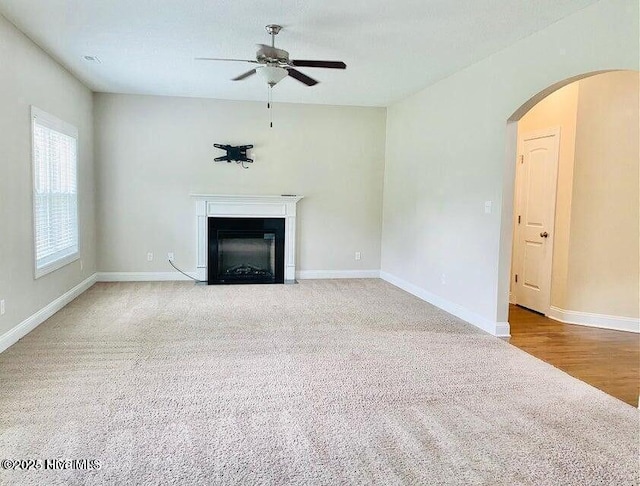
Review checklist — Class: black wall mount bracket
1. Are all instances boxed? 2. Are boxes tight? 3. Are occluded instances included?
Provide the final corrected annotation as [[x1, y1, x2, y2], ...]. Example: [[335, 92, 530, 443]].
[[214, 144, 254, 169]]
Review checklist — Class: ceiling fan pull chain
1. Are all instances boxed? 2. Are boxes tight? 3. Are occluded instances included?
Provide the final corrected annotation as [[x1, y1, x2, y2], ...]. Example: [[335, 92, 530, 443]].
[[269, 86, 274, 128]]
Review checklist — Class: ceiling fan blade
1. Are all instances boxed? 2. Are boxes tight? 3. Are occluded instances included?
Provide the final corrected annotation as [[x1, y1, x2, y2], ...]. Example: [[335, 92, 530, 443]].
[[194, 57, 258, 63], [291, 60, 346, 69], [232, 69, 257, 81], [286, 68, 319, 86]]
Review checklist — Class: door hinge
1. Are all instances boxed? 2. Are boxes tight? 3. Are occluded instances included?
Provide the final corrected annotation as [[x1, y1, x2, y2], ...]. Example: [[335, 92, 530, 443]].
[[519, 155, 524, 164], [515, 274, 518, 283], [518, 215, 521, 224]]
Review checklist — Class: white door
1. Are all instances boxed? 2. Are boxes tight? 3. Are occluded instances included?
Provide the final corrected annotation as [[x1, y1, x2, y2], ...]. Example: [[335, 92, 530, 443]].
[[512, 128, 560, 314]]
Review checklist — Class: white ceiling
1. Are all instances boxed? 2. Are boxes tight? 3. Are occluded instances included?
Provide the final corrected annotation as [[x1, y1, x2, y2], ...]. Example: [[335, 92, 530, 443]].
[[0, 0, 598, 107]]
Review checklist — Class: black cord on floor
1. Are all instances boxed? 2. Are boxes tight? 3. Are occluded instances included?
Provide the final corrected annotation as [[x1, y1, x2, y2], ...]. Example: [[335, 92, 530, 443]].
[[169, 259, 206, 283]]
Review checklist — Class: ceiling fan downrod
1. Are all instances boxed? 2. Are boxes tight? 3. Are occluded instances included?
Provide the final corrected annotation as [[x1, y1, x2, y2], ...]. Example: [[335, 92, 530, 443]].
[[265, 24, 282, 48]]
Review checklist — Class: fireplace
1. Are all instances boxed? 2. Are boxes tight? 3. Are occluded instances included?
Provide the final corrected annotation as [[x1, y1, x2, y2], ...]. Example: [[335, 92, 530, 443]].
[[192, 194, 303, 282], [208, 217, 285, 284]]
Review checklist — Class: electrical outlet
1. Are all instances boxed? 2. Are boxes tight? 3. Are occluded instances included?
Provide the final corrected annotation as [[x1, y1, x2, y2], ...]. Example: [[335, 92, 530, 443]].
[[441, 273, 446, 285], [147, 252, 153, 262], [168, 252, 175, 262], [484, 200, 492, 214], [355, 252, 361, 261], [0, 300, 5, 316]]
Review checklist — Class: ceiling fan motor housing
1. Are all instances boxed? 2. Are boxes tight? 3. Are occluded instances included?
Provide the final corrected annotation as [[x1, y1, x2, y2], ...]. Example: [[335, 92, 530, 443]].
[[256, 46, 289, 64]]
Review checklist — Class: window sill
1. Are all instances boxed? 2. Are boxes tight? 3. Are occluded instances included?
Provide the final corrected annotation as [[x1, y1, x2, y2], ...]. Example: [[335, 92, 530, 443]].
[[35, 253, 80, 279]]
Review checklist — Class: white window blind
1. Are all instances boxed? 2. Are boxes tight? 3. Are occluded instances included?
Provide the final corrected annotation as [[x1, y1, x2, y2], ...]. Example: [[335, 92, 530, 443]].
[[32, 107, 79, 278]]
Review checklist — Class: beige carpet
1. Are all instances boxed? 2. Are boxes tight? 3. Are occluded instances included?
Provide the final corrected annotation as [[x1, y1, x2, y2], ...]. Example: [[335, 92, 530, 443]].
[[0, 279, 637, 485]]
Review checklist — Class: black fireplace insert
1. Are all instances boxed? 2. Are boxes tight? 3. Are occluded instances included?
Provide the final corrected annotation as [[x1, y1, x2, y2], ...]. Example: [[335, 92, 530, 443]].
[[208, 217, 285, 284]]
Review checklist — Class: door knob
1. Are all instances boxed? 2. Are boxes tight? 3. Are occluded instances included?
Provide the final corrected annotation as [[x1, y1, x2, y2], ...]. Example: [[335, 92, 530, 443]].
[[540, 231, 549, 238]]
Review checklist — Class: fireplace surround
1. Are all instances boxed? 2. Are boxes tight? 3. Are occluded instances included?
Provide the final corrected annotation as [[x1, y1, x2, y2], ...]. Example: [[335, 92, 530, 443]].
[[191, 194, 303, 283]]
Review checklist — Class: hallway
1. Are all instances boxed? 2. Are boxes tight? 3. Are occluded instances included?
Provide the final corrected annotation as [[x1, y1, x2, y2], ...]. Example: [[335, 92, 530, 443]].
[[508, 305, 639, 407]]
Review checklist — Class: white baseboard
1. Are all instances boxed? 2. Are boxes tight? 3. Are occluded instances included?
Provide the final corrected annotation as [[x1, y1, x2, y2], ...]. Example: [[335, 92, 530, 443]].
[[494, 321, 511, 337], [96, 272, 198, 282], [380, 271, 511, 337], [97, 270, 380, 282], [296, 270, 381, 279], [0, 274, 97, 354], [548, 306, 639, 333]]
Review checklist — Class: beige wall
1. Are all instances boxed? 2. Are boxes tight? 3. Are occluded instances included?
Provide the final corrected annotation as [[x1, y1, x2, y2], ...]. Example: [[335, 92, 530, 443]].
[[516, 83, 580, 309], [0, 14, 96, 337], [382, 0, 639, 329], [94, 94, 386, 275], [566, 71, 639, 317]]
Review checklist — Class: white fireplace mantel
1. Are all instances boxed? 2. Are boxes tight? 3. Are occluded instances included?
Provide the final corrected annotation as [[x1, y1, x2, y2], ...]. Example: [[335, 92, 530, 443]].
[[191, 194, 303, 282]]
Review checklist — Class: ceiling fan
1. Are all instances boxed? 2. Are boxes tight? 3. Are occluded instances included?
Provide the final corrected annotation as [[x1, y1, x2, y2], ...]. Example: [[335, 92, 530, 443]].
[[195, 24, 346, 87]]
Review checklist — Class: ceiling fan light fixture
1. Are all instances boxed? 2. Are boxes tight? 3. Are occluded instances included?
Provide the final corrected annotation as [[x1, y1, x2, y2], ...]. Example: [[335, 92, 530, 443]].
[[257, 65, 288, 87]]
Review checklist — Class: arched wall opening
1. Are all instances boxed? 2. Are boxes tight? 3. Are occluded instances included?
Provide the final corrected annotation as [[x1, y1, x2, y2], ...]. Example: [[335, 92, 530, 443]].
[[381, 0, 638, 338], [497, 69, 639, 331]]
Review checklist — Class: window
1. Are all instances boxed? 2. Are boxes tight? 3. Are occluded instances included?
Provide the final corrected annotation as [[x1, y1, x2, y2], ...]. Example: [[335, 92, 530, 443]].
[[31, 107, 79, 278]]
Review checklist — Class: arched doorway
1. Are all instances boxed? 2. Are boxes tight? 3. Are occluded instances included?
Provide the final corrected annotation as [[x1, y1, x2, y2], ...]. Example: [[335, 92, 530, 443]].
[[496, 69, 639, 329], [499, 70, 639, 406]]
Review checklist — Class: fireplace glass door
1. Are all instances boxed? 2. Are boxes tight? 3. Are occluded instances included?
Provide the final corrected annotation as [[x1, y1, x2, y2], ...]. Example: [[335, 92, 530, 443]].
[[207, 217, 285, 284], [217, 231, 276, 282]]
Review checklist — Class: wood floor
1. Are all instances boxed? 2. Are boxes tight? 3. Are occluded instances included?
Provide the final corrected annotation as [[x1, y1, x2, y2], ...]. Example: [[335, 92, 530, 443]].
[[508, 305, 639, 407]]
